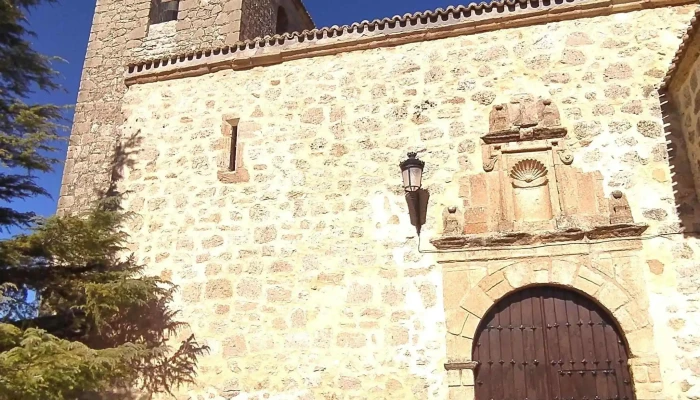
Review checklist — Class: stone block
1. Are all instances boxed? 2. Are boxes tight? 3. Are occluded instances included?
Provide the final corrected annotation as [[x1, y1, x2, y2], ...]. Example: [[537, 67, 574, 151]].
[[551, 259, 578, 285], [470, 175, 488, 207], [385, 326, 409, 346], [532, 269, 550, 284], [626, 327, 655, 357], [254, 225, 277, 243], [448, 385, 475, 400], [487, 260, 513, 275], [267, 286, 292, 302], [647, 365, 662, 382], [478, 271, 506, 292], [504, 261, 534, 288], [443, 269, 471, 310], [631, 365, 648, 383], [461, 369, 475, 386], [461, 287, 493, 318], [446, 308, 468, 335], [464, 222, 488, 234], [634, 383, 664, 400], [222, 335, 247, 357], [646, 259, 664, 275], [487, 279, 513, 301], [237, 277, 262, 299], [337, 332, 366, 348], [182, 282, 202, 303], [466, 206, 488, 224], [578, 266, 606, 286], [205, 279, 233, 299], [573, 275, 600, 297], [347, 283, 373, 303], [462, 314, 481, 340], [577, 173, 598, 215], [613, 306, 638, 334], [593, 258, 615, 278], [624, 301, 650, 329], [446, 370, 461, 387], [596, 283, 629, 311]]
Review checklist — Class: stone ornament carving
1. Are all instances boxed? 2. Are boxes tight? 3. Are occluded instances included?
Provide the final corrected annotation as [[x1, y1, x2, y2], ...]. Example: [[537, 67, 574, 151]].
[[434, 94, 648, 248], [483, 146, 499, 172], [442, 207, 463, 236], [510, 158, 553, 223], [510, 159, 548, 188], [609, 190, 633, 224], [557, 149, 574, 165], [538, 99, 561, 127], [489, 104, 510, 132]]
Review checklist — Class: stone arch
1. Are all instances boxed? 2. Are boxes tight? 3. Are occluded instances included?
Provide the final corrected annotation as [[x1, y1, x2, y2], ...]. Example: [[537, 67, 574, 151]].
[[469, 286, 639, 400], [445, 259, 654, 360]]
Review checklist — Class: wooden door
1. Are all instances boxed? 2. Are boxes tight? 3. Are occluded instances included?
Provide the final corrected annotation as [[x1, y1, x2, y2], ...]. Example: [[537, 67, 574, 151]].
[[472, 286, 636, 400]]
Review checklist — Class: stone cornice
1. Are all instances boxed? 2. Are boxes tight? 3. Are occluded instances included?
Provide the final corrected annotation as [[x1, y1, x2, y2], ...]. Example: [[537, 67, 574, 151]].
[[125, 0, 697, 86], [661, 3, 700, 91]]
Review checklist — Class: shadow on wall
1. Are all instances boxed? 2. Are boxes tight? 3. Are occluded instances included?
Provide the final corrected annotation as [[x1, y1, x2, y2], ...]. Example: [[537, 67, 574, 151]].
[[98, 129, 144, 207], [79, 130, 210, 400], [660, 91, 700, 236]]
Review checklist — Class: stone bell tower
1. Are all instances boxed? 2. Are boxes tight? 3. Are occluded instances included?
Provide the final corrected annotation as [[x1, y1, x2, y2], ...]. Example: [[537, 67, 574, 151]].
[[57, 0, 314, 214]]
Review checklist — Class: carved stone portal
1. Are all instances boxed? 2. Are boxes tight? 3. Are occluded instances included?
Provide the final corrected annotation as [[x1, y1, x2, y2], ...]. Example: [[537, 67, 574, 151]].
[[434, 94, 648, 249]]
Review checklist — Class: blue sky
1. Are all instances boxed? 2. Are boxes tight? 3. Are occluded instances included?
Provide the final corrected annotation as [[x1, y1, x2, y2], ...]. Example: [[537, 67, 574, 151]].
[[15, 0, 461, 235]]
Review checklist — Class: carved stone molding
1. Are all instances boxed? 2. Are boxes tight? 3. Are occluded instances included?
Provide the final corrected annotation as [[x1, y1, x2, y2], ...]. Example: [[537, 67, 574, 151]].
[[431, 223, 648, 250], [445, 361, 478, 370]]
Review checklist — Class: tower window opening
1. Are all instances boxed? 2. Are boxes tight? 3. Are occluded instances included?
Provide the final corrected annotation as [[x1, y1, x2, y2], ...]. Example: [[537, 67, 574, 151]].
[[149, 0, 180, 25], [276, 6, 289, 35]]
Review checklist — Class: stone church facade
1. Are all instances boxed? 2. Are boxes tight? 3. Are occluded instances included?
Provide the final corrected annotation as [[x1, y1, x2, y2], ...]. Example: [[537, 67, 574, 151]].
[[60, 0, 700, 399]]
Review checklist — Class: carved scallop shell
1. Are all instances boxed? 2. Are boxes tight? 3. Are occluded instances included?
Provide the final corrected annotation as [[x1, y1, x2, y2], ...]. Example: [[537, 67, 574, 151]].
[[510, 159, 547, 183]]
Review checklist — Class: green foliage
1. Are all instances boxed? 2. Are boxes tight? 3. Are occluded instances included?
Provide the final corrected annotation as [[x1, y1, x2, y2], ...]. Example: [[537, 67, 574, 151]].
[[0, 206, 209, 400], [0, 1, 208, 398], [0, 0, 62, 229]]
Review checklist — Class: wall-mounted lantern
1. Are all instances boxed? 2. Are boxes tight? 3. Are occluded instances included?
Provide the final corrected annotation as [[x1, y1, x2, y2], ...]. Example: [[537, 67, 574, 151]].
[[400, 152, 430, 235]]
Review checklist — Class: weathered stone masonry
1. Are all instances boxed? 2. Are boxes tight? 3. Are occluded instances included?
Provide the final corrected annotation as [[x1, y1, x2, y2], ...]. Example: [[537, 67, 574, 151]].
[[62, 0, 700, 399], [58, 0, 313, 213]]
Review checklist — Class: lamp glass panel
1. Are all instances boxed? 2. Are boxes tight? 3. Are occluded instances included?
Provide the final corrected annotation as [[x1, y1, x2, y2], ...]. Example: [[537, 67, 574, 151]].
[[402, 169, 411, 190], [404, 166, 422, 191]]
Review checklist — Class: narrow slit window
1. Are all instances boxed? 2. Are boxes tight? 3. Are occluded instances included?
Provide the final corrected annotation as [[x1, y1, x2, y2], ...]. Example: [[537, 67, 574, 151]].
[[229, 123, 238, 172]]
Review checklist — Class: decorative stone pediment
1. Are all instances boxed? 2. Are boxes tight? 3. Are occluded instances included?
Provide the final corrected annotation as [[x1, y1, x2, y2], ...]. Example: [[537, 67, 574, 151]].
[[432, 94, 647, 249], [483, 95, 566, 145]]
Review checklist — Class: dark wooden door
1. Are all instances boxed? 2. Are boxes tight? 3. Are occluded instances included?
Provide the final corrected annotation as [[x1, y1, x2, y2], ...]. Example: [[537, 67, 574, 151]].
[[473, 286, 636, 400]]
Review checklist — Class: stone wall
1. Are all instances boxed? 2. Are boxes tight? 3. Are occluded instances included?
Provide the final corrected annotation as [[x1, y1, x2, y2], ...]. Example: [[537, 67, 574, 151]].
[[58, 0, 312, 214], [111, 5, 700, 399], [669, 32, 700, 202], [664, 17, 700, 400], [241, 0, 275, 40]]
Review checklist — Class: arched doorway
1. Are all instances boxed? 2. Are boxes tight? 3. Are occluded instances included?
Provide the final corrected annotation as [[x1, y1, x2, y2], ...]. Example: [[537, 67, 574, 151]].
[[472, 286, 636, 400]]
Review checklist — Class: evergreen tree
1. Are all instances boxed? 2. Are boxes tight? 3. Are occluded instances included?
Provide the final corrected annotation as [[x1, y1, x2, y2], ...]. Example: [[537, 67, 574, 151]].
[[0, 1, 208, 398]]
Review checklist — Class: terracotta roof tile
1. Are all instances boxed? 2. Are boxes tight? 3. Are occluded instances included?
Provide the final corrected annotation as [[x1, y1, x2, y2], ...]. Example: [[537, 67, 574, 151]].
[[127, 0, 578, 73], [127, 0, 697, 80]]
